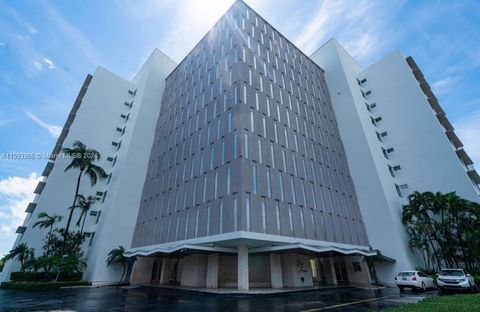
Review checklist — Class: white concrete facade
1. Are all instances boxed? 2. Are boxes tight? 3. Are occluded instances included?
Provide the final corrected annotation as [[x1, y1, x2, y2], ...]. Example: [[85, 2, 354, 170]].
[[311, 39, 479, 285], [1, 50, 177, 284]]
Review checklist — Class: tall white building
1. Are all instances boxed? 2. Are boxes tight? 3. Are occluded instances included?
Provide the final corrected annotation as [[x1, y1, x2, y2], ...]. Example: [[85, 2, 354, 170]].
[[1, 1, 478, 289], [311, 39, 479, 281]]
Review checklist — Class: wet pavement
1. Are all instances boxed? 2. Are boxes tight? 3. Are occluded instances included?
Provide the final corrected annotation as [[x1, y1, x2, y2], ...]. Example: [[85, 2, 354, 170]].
[[0, 286, 436, 311]]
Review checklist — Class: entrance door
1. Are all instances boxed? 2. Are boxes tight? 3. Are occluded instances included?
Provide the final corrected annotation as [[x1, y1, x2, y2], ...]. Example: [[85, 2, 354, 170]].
[[150, 259, 162, 284], [334, 261, 349, 284]]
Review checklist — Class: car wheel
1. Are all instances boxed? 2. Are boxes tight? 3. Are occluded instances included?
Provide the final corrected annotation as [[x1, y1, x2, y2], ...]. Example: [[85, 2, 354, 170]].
[[421, 282, 426, 292], [398, 286, 404, 292]]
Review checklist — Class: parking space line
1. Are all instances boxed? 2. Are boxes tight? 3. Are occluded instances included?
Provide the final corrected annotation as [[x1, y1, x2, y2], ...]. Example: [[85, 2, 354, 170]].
[[301, 296, 393, 312]]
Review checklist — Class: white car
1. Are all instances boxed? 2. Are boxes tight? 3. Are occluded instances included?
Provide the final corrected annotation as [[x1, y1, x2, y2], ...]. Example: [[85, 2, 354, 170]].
[[394, 271, 436, 291], [437, 268, 476, 292]]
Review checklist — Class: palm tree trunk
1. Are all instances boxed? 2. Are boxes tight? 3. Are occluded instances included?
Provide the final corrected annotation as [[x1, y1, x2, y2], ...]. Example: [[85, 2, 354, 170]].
[[63, 170, 83, 252], [81, 212, 87, 235]]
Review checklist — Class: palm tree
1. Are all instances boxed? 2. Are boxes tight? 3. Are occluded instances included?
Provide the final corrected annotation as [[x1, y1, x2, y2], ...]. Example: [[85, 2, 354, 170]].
[[75, 195, 98, 234], [62, 141, 108, 248], [33, 212, 63, 255], [33, 212, 63, 235], [4, 243, 34, 272], [106, 246, 127, 284]]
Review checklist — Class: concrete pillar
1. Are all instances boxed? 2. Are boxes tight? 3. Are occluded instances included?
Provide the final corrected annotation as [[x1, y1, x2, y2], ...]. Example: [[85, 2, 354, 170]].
[[206, 253, 219, 288], [270, 253, 283, 289], [129, 256, 155, 284], [324, 257, 338, 286], [237, 245, 249, 291], [181, 254, 207, 287], [159, 257, 172, 285]]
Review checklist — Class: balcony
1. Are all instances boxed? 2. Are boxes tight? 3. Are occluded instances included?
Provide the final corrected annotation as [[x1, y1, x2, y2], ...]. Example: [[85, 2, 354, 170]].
[[50, 144, 62, 160], [445, 130, 463, 149], [456, 149, 474, 167], [33, 181, 46, 194], [427, 96, 445, 115], [436, 113, 454, 132], [419, 82, 434, 98], [16, 226, 27, 234], [25, 202, 37, 213], [467, 169, 480, 185], [41, 162, 54, 177]]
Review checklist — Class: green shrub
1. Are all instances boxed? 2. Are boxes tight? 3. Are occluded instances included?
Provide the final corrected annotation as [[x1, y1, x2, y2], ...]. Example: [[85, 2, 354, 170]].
[[474, 274, 480, 286], [10, 271, 82, 282], [0, 281, 90, 290]]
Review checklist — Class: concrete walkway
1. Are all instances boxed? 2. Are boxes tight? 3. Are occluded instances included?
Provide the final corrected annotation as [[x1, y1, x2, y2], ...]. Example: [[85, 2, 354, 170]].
[[141, 283, 356, 295]]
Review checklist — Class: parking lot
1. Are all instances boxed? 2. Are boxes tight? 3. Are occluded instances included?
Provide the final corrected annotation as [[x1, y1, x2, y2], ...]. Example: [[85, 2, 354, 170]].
[[0, 285, 439, 311]]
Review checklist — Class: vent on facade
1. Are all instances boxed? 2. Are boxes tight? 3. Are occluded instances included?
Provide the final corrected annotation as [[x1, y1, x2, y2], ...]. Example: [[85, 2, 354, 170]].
[[106, 156, 117, 166], [116, 126, 126, 135], [395, 184, 402, 197], [371, 116, 382, 126], [90, 211, 99, 216], [382, 148, 389, 159], [128, 89, 137, 96], [388, 165, 396, 178], [357, 78, 367, 86], [112, 141, 122, 150], [365, 102, 376, 112], [120, 113, 130, 122]]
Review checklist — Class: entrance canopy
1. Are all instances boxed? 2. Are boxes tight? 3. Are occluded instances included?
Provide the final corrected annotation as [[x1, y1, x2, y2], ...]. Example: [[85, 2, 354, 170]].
[[124, 231, 380, 258]]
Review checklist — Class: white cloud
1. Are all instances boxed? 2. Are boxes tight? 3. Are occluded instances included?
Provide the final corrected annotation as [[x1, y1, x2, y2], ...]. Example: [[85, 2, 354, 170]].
[[25, 111, 62, 138], [454, 110, 480, 166], [431, 77, 459, 96], [293, 0, 401, 64], [0, 173, 41, 240], [43, 57, 56, 69]]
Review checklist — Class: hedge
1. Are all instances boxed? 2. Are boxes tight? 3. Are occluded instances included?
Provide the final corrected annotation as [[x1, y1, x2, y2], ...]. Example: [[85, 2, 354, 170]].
[[10, 271, 82, 282], [1, 281, 90, 290]]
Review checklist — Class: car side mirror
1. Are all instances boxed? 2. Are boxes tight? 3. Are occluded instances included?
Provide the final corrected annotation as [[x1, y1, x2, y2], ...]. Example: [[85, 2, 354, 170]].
[[466, 274, 472, 277]]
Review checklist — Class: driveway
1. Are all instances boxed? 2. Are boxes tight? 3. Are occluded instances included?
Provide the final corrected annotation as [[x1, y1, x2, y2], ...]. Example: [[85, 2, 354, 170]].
[[0, 286, 437, 311]]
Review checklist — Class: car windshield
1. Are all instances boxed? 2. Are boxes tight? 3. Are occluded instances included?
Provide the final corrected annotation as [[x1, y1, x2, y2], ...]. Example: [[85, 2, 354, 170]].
[[398, 272, 415, 276], [440, 270, 464, 276]]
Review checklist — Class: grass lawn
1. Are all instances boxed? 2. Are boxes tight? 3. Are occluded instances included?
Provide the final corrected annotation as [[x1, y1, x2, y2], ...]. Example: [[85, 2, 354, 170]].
[[385, 294, 480, 311]]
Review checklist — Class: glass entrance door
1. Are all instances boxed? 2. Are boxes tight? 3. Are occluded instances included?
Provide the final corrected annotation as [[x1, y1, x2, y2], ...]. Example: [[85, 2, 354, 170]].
[[334, 261, 349, 284]]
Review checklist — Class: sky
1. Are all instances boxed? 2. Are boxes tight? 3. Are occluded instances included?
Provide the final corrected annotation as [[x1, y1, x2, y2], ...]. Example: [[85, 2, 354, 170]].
[[0, 0, 479, 256]]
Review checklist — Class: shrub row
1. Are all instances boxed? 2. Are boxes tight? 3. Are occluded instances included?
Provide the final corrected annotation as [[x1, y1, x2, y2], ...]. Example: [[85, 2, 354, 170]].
[[0, 281, 90, 290], [10, 271, 82, 282]]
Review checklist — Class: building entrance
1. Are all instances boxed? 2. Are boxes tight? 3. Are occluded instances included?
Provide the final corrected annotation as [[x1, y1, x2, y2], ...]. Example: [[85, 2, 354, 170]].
[[334, 261, 349, 284]]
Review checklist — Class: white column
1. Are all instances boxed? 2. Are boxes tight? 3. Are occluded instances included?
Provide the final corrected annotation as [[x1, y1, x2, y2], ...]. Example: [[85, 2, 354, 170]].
[[270, 253, 283, 289], [159, 257, 172, 285], [129, 256, 155, 284], [324, 257, 338, 286], [206, 253, 219, 288], [237, 245, 249, 291]]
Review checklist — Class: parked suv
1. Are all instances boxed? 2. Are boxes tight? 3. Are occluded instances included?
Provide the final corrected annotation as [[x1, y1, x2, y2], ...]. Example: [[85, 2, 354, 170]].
[[437, 268, 475, 292], [394, 271, 436, 292]]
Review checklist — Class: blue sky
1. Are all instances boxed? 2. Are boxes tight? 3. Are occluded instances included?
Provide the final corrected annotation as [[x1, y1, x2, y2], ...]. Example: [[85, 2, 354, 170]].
[[0, 0, 479, 256]]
